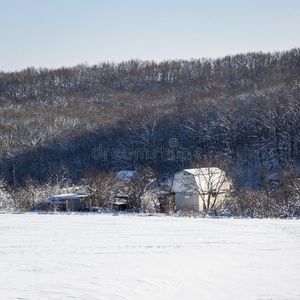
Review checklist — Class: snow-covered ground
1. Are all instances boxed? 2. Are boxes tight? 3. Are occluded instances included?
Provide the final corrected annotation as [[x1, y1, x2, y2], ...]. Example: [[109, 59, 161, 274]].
[[0, 214, 299, 300]]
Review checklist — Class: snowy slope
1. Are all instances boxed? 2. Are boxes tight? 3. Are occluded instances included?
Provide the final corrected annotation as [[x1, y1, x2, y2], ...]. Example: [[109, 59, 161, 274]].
[[0, 214, 299, 300]]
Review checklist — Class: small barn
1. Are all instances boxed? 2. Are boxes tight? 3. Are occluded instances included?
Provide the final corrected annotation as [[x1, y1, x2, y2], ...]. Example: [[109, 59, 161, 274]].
[[112, 171, 139, 211], [49, 194, 92, 211], [171, 168, 230, 211], [108, 196, 129, 211]]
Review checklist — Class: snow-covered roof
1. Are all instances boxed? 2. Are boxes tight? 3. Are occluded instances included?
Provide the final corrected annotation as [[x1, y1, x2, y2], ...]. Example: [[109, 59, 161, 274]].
[[171, 168, 230, 193], [108, 199, 128, 205], [116, 171, 138, 181], [183, 168, 223, 176], [50, 194, 89, 200]]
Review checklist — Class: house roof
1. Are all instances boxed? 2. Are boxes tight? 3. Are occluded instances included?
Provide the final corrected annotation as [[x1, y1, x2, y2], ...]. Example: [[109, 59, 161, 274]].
[[179, 168, 223, 176]]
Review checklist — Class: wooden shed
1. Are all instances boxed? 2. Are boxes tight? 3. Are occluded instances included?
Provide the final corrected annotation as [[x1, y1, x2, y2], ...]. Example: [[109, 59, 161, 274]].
[[50, 194, 92, 211]]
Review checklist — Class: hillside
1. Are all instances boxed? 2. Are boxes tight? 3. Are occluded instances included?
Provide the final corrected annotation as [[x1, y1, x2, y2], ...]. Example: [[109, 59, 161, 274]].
[[0, 48, 299, 187]]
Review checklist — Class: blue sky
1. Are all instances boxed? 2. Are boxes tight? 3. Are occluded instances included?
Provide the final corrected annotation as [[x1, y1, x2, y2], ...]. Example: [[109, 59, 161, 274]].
[[0, 0, 299, 71]]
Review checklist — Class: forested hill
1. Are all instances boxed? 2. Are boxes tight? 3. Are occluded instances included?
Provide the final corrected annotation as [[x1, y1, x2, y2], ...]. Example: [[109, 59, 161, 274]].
[[0, 48, 299, 186]]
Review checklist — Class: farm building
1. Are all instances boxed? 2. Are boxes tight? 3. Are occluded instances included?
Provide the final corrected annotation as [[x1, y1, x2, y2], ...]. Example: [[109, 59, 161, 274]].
[[171, 168, 230, 211], [49, 194, 93, 211], [108, 196, 129, 211], [111, 171, 139, 211]]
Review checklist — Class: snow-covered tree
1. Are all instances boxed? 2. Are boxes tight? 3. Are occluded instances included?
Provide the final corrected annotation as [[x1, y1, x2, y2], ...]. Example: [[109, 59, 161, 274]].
[[0, 177, 15, 211]]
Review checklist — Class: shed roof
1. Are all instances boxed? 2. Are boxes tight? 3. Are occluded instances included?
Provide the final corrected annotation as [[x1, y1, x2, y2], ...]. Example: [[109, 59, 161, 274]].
[[50, 194, 89, 200], [116, 171, 138, 181]]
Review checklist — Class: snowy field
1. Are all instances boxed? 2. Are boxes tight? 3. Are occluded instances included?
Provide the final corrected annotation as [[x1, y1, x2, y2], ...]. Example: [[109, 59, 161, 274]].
[[0, 214, 300, 300]]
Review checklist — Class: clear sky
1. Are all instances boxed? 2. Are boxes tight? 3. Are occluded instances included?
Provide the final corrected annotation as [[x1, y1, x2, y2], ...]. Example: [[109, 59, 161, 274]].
[[0, 0, 299, 72]]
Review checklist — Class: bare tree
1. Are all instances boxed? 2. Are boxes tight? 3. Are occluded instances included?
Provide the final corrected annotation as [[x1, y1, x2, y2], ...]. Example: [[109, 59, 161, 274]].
[[183, 156, 231, 211], [83, 170, 117, 210], [0, 176, 15, 210], [125, 167, 157, 211]]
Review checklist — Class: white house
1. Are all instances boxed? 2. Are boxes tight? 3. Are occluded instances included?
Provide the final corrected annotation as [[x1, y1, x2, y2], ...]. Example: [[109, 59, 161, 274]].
[[171, 168, 230, 211]]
